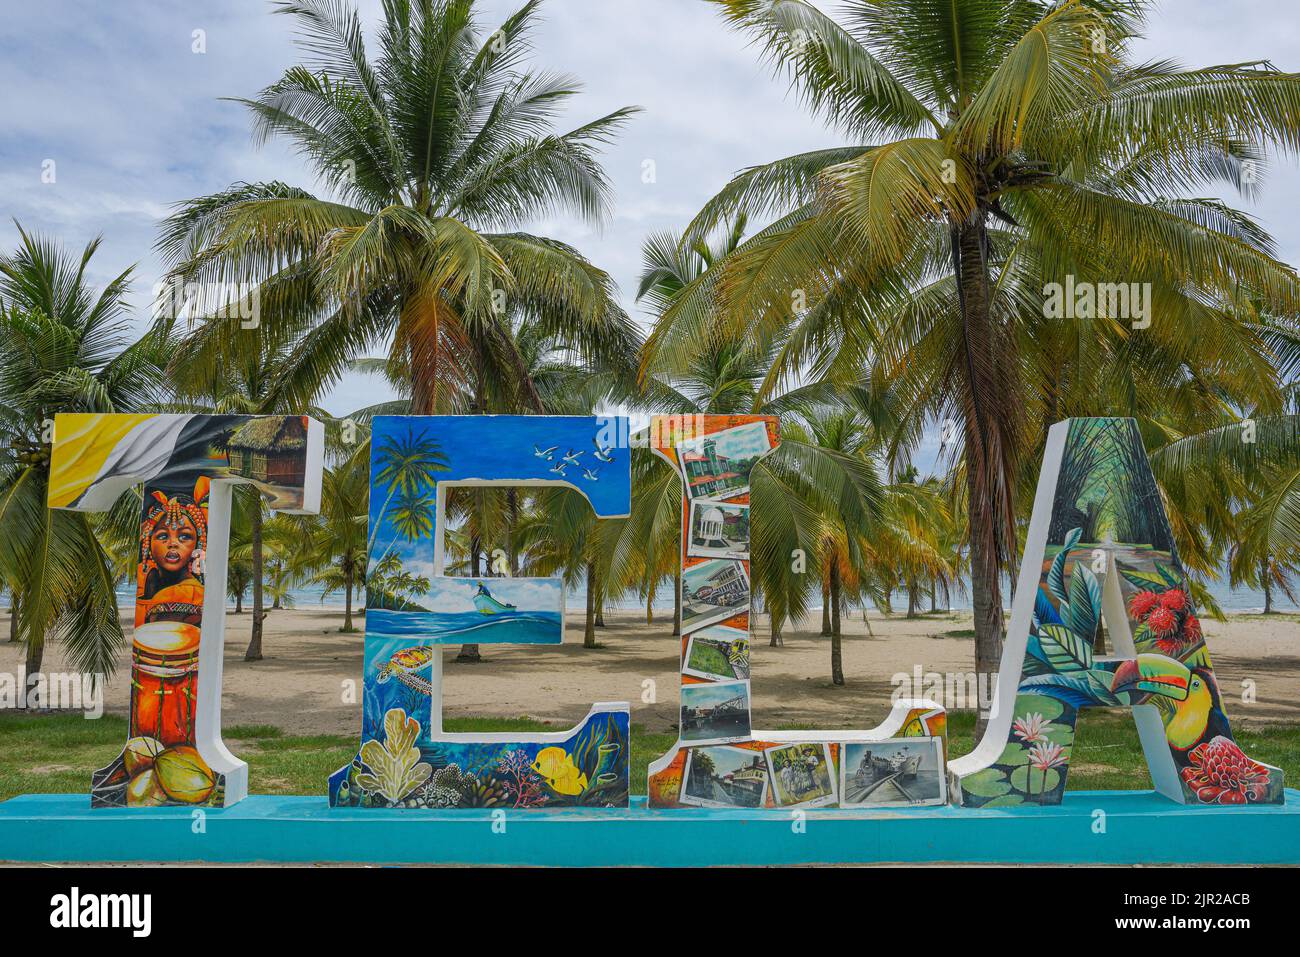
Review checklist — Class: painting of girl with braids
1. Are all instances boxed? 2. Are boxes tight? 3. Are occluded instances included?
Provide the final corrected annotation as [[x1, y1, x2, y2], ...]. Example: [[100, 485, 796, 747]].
[[136, 477, 208, 627], [90, 476, 222, 807]]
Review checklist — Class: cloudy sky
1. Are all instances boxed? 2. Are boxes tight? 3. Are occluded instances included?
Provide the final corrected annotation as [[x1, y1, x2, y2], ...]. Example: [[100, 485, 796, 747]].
[[4, 0, 1299, 454]]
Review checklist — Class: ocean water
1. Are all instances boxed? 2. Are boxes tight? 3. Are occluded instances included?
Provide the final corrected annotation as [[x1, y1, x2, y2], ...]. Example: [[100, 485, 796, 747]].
[[114, 574, 1296, 617]]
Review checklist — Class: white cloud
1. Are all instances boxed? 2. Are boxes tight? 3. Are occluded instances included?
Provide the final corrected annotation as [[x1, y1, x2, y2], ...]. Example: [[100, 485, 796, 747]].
[[3, 0, 1297, 426]]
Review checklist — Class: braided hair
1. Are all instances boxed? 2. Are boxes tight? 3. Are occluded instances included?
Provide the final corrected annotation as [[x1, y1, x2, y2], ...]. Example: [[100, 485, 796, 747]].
[[140, 477, 209, 583]]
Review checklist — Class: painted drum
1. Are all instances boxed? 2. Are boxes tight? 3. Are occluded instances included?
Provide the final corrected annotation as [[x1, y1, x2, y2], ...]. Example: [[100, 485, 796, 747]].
[[129, 621, 201, 746]]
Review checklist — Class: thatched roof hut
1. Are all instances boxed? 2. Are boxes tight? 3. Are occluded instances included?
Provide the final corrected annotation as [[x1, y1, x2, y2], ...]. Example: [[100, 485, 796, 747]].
[[227, 416, 308, 487]]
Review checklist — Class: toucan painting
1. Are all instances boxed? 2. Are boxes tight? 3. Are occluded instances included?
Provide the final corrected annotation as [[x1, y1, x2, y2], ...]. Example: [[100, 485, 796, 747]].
[[951, 418, 1285, 809], [1111, 655, 1278, 804]]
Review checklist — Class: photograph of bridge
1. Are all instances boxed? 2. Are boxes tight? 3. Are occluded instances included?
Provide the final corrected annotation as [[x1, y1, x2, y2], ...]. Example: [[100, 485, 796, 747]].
[[680, 680, 752, 744]]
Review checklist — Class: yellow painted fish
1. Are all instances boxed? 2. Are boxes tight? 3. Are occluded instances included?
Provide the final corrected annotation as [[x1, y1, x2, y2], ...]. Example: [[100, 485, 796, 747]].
[[377, 645, 436, 683], [531, 747, 588, 795]]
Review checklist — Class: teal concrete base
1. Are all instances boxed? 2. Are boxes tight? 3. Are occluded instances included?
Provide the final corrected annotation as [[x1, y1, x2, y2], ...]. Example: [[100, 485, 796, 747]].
[[2, 791, 1298, 865]]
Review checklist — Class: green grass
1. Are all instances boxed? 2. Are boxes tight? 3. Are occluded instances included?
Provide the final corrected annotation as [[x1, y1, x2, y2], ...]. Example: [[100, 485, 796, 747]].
[[686, 641, 740, 679], [3, 710, 1297, 801]]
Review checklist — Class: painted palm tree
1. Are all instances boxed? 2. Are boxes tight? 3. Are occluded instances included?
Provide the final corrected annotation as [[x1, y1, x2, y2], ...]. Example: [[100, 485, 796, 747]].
[[0, 228, 166, 681], [661, 0, 1300, 697], [390, 489, 437, 541], [156, 0, 639, 419], [370, 425, 448, 550]]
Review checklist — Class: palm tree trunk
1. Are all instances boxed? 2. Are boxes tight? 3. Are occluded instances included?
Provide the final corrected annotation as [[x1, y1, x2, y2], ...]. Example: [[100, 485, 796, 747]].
[[955, 216, 1012, 737], [8, 592, 18, 642], [245, 491, 265, 661], [830, 557, 844, 686], [343, 566, 355, 633], [457, 541, 483, 662], [584, 562, 598, 649], [1262, 558, 1274, 614], [507, 489, 520, 575], [234, 590, 244, 614], [595, 567, 606, 628], [23, 623, 42, 709], [821, 578, 832, 636], [646, 584, 654, 625], [770, 612, 784, 648], [672, 570, 682, 637], [967, 484, 1005, 737]]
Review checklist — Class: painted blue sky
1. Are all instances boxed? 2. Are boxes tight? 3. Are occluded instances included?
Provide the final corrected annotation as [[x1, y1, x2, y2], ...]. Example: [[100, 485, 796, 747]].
[[368, 415, 631, 576], [4, 1, 1298, 477]]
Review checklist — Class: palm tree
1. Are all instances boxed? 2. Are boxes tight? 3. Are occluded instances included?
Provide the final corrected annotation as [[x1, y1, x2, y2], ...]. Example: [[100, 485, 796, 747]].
[[600, 444, 684, 634], [0, 227, 166, 684], [307, 440, 371, 632], [518, 486, 605, 647], [664, 0, 1300, 705], [164, 321, 323, 660], [1151, 404, 1300, 613], [635, 223, 886, 661], [156, 0, 639, 421], [432, 313, 643, 658], [259, 514, 314, 609]]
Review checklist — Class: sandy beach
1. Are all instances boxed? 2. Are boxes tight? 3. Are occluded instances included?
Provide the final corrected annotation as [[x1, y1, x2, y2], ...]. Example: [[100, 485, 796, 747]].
[[3, 606, 1297, 737]]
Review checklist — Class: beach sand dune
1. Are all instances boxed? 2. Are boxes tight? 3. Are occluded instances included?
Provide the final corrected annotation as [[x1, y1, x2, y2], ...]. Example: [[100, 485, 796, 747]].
[[3, 608, 1297, 736]]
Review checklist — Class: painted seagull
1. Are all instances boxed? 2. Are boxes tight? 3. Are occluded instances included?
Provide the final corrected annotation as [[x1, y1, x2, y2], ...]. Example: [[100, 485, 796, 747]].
[[562, 448, 583, 467], [582, 467, 600, 481], [592, 438, 615, 462], [549, 462, 568, 476], [534, 445, 558, 460]]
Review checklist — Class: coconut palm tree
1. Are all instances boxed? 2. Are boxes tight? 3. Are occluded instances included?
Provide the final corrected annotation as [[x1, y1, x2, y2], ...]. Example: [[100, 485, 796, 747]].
[[163, 317, 330, 659], [259, 514, 315, 609], [1150, 401, 1300, 612], [307, 440, 371, 631], [0, 228, 167, 683], [662, 0, 1300, 702], [635, 222, 888, 652], [156, 0, 639, 421]]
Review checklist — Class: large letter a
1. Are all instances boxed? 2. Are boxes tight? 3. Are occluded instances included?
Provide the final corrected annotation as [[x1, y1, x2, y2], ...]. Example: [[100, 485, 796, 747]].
[[950, 418, 1284, 807]]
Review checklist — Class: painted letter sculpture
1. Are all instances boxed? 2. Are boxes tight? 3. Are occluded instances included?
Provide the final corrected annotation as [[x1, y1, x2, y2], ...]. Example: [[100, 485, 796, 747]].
[[646, 415, 947, 809], [48, 413, 324, 808], [329, 416, 632, 810], [951, 418, 1285, 806]]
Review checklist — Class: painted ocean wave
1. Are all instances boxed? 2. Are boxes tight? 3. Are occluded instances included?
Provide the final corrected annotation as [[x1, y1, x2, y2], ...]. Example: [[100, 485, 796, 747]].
[[366, 608, 563, 644]]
